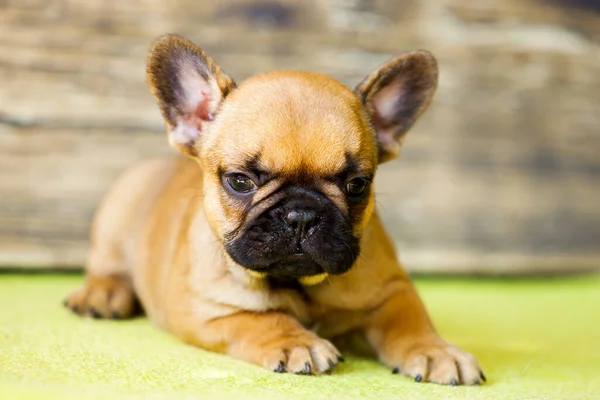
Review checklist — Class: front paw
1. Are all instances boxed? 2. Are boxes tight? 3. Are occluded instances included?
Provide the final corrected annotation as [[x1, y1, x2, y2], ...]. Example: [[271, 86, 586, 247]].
[[390, 339, 485, 386], [240, 332, 343, 375], [64, 274, 137, 319]]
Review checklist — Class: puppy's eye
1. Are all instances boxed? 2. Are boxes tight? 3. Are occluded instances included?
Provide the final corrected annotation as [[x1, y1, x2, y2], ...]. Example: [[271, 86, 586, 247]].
[[226, 174, 256, 194], [346, 178, 370, 197]]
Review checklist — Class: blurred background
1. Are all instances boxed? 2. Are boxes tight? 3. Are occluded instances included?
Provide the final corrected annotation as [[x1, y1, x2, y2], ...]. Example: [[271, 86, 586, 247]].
[[0, 0, 598, 275]]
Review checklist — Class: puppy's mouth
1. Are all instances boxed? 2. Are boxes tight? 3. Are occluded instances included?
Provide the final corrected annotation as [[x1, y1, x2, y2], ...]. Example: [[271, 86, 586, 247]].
[[226, 234, 358, 282]]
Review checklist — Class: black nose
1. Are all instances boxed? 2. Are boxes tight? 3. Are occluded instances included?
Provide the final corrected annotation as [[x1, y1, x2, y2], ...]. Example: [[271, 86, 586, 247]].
[[284, 209, 316, 232]]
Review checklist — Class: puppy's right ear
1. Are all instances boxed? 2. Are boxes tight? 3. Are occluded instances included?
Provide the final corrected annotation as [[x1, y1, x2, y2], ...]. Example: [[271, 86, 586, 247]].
[[147, 35, 236, 157]]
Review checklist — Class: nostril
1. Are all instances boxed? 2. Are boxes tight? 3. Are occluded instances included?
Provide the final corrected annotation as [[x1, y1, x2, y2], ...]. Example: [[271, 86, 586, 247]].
[[285, 209, 316, 224]]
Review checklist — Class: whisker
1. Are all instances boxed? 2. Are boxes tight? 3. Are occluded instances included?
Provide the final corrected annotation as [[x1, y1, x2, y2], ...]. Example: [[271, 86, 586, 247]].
[[342, 241, 356, 264], [357, 252, 374, 270]]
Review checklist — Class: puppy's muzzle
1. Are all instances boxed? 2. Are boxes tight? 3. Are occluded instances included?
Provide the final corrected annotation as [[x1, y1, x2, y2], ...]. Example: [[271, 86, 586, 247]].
[[224, 187, 360, 280]]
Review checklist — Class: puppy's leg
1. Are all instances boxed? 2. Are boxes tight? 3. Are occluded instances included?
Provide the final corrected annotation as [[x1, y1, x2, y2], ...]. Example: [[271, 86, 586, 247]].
[[364, 280, 484, 385], [183, 311, 342, 375], [64, 243, 137, 319]]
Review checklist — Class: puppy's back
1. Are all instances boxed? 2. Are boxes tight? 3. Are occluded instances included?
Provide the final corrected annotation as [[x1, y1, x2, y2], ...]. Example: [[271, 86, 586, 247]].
[[86, 156, 195, 277]]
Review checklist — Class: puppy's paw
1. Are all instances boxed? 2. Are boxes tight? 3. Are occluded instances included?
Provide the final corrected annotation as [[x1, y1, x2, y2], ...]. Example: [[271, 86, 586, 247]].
[[249, 333, 343, 375], [64, 274, 137, 319], [390, 340, 484, 386]]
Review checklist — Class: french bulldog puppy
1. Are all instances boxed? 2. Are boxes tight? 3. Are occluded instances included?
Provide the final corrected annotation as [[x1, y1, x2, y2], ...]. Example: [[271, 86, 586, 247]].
[[65, 34, 485, 385]]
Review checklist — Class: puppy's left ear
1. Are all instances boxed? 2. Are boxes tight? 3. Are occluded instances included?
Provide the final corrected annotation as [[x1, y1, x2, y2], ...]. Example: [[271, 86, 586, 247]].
[[147, 34, 236, 157], [356, 51, 438, 164]]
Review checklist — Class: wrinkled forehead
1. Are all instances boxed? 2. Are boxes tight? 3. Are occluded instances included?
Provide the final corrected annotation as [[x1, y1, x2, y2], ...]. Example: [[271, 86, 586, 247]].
[[205, 71, 377, 176]]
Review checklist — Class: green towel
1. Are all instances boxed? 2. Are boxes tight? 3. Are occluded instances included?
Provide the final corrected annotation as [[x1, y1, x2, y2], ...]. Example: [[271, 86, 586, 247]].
[[1, 274, 599, 400]]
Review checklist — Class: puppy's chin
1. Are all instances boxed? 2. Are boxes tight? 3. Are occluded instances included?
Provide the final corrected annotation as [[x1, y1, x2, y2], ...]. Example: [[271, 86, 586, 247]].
[[243, 253, 327, 280], [262, 261, 325, 280], [228, 251, 352, 282]]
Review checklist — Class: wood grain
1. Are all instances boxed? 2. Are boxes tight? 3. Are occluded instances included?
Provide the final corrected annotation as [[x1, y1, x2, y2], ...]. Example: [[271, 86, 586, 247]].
[[1, 0, 599, 273]]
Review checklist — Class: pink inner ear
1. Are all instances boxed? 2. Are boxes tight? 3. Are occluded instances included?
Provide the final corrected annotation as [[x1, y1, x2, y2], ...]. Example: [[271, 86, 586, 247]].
[[369, 78, 409, 162], [171, 90, 214, 147], [194, 90, 214, 122], [372, 79, 405, 126]]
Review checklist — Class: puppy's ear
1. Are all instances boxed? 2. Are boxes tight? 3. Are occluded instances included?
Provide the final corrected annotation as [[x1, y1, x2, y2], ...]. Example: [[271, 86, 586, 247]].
[[147, 34, 236, 157], [356, 51, 438, 163]]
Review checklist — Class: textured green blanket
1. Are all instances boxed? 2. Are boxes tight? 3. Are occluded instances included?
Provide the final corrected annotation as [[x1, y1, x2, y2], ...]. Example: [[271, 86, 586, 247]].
[[1, 274, 599, 400]]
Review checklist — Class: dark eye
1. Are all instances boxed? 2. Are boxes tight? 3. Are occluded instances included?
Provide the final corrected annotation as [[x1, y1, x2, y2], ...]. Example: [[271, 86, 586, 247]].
[[346, 178, 370, 197], [226, 174, 256, 194]]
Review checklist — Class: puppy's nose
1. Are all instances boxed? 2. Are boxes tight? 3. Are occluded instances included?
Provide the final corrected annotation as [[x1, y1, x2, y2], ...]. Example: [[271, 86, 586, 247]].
[[284, 209, 316, 232]]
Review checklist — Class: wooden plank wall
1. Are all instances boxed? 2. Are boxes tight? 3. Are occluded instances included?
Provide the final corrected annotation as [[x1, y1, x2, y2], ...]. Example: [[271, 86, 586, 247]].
[[1, 0, 599, 274]]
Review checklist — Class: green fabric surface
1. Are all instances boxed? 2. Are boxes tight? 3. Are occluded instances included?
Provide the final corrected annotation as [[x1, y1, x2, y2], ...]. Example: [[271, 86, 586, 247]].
[[1, 274, 599, 400]]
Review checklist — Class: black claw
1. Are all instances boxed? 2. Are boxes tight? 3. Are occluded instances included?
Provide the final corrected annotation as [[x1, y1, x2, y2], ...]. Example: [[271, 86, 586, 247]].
[[89, 307, 101, 319], [62, 299, 68, 307], [338, 355, 345, 363], [474, 380, 481, 386], [327, 359, 336, 369], [304, 362, 311, 374], [392, 367, 400, 374], [480, 371, 487, 382], [71, 305, 80, 314], [274, 360, 285, 373], [415, 374, 422, 383], [110, 311, 120, 320], [450, 378, 457, 386]]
